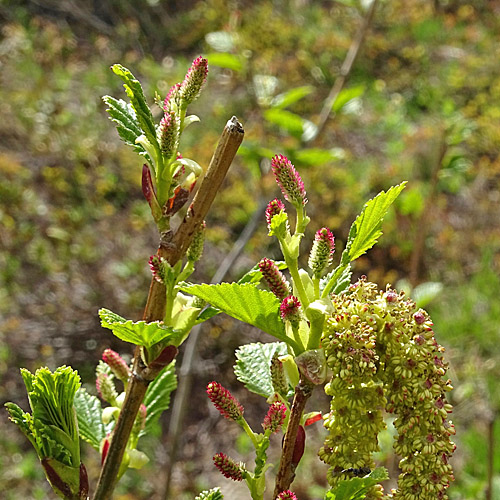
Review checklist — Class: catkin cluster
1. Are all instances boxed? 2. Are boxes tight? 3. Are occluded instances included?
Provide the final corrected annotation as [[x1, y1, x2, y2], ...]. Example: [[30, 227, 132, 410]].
[[320, 278, 455, 500]]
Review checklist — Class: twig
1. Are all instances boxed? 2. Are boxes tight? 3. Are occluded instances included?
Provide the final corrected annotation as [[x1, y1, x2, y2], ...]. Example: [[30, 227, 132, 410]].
[[273, 376, 314, 498], [92, 116, 244, 500], [310, 0, 379, 143]]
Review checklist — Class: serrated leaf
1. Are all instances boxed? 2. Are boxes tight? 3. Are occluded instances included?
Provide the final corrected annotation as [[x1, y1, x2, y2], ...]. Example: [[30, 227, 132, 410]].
[[195, 487, 224, 500], [74, 389, 106, 451], [181, 283, 300, 351], [16, 366, 82, 467], [195, 306, 220, 323], [343, 183, 406, 264], [111, 64, 159, 152], [324, 468, 389, 500], [99, 308, 183, 348], [103, 96, 149, 159], [5, 402, 35, 444], [321, 264, 352, 297], [141, 362, 177, 436], [234, 342, 289, 397]]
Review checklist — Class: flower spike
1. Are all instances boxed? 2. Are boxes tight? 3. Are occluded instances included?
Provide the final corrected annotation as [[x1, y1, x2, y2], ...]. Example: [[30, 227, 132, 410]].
[[262, 402, 287, 433], [258, 257, 290, 300], [102, 349, 131, 383], [206, 381, 244, 422], [308, 227, 335, 277], [277, 491, 298, 500], [213, 453, 245, 481], [271, 154, 307, 207], [280, 295, 302, 327], [180, 56, 208, 105]]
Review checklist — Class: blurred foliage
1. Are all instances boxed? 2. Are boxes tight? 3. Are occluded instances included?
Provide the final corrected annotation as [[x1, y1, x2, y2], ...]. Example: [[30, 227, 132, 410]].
[[0, 0, 499, 498]]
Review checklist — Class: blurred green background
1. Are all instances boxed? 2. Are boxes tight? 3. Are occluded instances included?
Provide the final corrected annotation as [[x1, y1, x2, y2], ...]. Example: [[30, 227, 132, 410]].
[[0, 0, 499, 499]]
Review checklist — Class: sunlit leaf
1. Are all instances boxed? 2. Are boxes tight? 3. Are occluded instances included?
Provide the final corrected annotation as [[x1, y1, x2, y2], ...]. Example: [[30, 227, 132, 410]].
[[342, 183, 406, 264], [99, 308, 183, 348], [181, 283, 300, 350]]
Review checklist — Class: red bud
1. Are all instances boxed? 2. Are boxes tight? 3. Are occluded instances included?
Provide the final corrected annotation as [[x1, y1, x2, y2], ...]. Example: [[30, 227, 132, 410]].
[[291, 425, 306, 468]]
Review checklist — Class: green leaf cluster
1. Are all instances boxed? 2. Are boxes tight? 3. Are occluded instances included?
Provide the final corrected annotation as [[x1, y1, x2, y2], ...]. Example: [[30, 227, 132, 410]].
[[5, 366, 81, 468]]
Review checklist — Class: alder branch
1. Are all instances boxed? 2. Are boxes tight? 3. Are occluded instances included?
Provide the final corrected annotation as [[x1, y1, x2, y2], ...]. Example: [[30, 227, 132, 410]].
[[92, 116, 244, 500]]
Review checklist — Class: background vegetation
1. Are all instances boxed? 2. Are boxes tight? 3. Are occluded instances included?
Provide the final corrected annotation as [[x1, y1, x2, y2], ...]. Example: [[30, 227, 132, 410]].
[[0, 0, 499, 499]]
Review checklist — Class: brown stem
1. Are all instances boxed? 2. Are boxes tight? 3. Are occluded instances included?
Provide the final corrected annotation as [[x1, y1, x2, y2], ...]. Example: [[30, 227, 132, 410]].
[[92, 116, 244, 500], [274, 376, 314, 498], [311, 0, 379, 143]]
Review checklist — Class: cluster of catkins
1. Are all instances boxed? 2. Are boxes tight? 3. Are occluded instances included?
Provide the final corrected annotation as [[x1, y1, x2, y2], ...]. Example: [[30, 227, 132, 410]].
[[319, 278, 455, 500]]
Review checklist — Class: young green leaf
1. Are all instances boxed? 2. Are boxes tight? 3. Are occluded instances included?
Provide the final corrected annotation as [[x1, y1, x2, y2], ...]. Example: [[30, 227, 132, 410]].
[[102, 96, 150, 159], [180, 283, 300, 351], [74, 389, 107, 451], [111, 64, 160, 152], [6, 365, 83, 485], [320, 264, 352, 297], [324, 468, 389, 500], [234, 342, 289, 398], [342, 183, 406, 264], [4, 402, 35, 447], [195, 487, 224, 500], [141, 362, 177, 436], [99, 308, 183, 348]]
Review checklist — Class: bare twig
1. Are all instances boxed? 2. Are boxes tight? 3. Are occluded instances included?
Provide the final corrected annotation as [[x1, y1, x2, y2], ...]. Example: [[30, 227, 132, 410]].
[[310, 0, 379, 143], [92, 116, 244, 500]]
